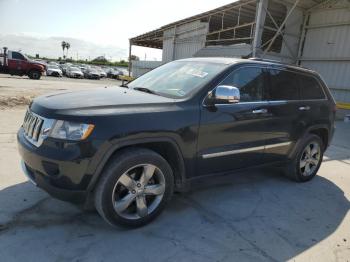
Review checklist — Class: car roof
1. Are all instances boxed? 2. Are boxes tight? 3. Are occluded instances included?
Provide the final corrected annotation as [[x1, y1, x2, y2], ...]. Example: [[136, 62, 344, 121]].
[[176, 57, 316, 75]]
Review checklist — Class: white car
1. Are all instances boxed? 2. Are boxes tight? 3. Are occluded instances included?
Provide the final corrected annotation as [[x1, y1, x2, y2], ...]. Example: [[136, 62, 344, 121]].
[[66, 66, 84, 78], [46, 65, 63, 77]]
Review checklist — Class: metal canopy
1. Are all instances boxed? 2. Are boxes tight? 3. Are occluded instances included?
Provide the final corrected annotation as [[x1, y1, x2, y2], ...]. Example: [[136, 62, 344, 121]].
[[129, 0, 327, 50]]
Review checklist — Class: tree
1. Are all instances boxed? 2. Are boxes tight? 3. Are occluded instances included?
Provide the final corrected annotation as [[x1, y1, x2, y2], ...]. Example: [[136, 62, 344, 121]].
[[61, 41, 66, 59], [129, 55, 140, 61], [66, 42, 70, 58]]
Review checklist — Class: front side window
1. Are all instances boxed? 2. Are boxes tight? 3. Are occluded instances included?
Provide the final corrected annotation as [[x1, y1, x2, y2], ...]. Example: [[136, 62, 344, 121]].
[[128, 61, 228, 98], [299, 75, 325, 100], [12, 52, 25, 60], [220, 67, 264, 102], [267, 69, 299, 101]]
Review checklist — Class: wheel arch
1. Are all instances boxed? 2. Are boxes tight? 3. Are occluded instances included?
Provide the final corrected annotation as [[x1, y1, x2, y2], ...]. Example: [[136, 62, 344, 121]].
[[87, 137, 187, 193], [288, 124, 330, 160]]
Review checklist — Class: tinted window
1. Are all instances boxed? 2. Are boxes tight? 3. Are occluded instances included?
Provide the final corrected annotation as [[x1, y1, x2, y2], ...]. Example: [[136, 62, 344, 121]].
[[299, 75, 325, 100], [267, 69, 299, 100], [221, 67, 264, 102], [12, 52, 25, 60]]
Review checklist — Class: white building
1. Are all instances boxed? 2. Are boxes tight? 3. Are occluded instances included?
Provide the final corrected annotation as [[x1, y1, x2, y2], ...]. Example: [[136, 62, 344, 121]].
[[130, 0, 350, 106]]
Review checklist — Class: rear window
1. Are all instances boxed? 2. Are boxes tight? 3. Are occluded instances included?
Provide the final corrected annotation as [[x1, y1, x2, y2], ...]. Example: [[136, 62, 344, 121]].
[[298, 75, 325, 100], [266, 69, 299, 101]]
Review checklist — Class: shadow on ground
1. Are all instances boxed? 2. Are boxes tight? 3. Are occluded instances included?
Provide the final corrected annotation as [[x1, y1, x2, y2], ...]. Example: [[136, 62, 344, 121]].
[[0, 169, 349, 262]]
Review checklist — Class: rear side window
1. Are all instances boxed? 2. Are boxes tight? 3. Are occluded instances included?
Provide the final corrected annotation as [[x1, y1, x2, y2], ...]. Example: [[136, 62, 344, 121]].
[[221, 67, 264, 102], [298, 75, 325, 100], [266, 69, 299, 100]]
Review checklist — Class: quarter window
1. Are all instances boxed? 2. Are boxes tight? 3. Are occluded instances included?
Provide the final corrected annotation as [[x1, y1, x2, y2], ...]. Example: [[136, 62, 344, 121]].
[[299, 75, 325, 100], [221, 67, 264, 102], [266, 69, 299, 100]]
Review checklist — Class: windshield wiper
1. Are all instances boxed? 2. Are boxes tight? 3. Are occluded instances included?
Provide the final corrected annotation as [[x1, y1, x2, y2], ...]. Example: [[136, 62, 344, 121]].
[[133, 87, 158, 95]]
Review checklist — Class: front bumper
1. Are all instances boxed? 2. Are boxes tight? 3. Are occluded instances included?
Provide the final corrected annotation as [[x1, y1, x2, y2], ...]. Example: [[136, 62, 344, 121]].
[[17, 128, 93, 204], [21, 160, 86, 203]]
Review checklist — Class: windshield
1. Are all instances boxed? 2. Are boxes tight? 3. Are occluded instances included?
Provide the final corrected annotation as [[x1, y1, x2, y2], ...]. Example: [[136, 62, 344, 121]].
[[128, 61, 227, 98], [70, 67, 80, 71], [48, 65, 59, 69]]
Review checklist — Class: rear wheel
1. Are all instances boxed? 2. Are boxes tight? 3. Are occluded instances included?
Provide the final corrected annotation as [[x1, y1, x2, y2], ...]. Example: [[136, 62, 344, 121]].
[[94, 148, 174, 227], [28, 70, 41, 80], [285, 134, 324, 182]]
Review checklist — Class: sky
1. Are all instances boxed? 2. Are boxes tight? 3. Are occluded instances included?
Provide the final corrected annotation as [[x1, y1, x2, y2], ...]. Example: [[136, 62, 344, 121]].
[[0, 0, 235, 61]]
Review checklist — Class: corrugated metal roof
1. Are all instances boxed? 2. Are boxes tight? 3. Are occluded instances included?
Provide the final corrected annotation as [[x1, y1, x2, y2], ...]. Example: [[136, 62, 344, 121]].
[[130, 0, 327, 48]]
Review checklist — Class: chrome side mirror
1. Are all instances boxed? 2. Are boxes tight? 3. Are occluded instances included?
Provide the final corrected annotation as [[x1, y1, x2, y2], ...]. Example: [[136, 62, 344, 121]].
[[207, 85, 240, 105]]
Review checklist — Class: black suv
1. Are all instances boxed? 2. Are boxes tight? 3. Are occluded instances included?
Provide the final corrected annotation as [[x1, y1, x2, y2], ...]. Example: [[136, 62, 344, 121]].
[[17, 58, 336, 227]]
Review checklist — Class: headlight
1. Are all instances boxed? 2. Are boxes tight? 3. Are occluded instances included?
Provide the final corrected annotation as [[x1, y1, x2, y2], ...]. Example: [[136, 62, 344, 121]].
[[49, 120, 94, 140]]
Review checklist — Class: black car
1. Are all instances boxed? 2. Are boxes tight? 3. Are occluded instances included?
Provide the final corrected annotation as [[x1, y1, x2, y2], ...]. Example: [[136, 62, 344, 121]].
[[17, 58, 336, 227], [106, 68, 123, 79], [84, 68, 100, 80]]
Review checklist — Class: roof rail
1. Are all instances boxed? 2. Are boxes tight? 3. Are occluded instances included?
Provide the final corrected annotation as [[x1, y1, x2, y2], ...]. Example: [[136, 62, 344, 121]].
[[248, 57, 313, 71], [248, 57, 286, 64]]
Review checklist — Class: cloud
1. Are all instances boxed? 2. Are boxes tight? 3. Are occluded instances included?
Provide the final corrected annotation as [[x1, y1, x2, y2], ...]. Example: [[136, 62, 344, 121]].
[[0, 33, 127, 61]]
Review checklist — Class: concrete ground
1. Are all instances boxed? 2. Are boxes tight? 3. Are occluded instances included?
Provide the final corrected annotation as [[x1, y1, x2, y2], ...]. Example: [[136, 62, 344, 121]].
[[0, 75, 349, 262]]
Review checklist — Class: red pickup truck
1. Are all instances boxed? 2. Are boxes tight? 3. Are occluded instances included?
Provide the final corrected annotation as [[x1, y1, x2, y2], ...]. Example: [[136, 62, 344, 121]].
[[0, 47, 46, 80]]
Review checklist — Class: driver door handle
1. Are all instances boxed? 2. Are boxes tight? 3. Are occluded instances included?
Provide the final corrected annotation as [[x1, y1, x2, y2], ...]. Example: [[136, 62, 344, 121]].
[[299, 106, 310, 111], [252, 109, 268, 114]]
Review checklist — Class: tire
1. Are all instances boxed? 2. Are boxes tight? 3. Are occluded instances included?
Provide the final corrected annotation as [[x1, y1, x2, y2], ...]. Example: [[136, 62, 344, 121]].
[[28, 70, 41, 80], [285, 134, 324, 182], [94, 148, 174, 228]]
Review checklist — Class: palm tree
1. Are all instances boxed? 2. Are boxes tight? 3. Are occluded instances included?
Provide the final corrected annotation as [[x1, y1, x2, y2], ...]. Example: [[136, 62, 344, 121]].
[[61, 41, 66, 59], [66, 42, 70, 59]]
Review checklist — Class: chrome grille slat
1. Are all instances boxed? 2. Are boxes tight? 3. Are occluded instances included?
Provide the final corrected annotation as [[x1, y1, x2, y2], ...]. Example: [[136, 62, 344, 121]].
[[33, 118, 43, 141], [22, 109, 53, 147], [29, 117, 37, 138]]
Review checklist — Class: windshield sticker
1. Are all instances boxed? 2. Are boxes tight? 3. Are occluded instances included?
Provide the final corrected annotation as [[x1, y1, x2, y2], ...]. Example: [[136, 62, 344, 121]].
[[186, 69, 208, 78], [177, 90, 186, 96]]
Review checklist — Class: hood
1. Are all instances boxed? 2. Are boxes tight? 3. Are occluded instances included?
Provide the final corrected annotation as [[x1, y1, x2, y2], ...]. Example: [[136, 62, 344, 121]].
[[70, 70, 82, 73], [29, 59, 46, 68], [30, 87, 175, 118]]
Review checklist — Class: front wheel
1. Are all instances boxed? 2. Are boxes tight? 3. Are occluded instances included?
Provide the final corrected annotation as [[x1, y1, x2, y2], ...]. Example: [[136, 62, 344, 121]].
[[285, 134, 324, 182], [94, 148, 174, 228], [28, 70, 41, 80]]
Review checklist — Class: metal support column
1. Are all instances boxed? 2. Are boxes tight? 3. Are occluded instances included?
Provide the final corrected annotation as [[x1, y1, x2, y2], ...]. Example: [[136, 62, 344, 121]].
[[252, 0, 268, 57], [128, 40, 132, 77]]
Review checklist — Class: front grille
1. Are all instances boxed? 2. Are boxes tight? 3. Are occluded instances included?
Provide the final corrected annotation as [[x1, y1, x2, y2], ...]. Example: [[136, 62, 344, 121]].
[[23, 110, 44, 142]]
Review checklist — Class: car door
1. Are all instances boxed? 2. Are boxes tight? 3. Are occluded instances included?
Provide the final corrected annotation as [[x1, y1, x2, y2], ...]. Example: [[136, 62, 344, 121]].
[[197, 66, 270, 176], [262, 68, 306, 163], [8, 51, 28, 74]]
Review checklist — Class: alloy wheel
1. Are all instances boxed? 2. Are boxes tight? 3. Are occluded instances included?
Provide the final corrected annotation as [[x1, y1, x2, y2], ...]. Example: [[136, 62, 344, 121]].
[[112, 164, 166, 220], [300, 142, 321, 176]]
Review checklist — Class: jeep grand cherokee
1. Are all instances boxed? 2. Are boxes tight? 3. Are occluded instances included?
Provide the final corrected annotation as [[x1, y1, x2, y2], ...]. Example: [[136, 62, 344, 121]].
[[17, 58, 336, 227]]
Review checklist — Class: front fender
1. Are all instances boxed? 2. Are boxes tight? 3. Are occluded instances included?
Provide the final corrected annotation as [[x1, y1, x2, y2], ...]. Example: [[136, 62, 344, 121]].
[[85, 136, 187, 192]]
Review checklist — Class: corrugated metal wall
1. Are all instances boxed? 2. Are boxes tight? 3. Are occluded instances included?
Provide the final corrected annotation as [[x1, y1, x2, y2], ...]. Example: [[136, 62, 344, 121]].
[[162, 20, 209, 63], [131, 61, 162, 78], [300, 2, 350, 103]]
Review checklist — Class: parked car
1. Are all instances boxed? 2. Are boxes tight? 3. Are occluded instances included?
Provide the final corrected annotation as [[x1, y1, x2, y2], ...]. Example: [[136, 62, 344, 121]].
[[17, 57, 336, 228], [59, 63, 71, 76], [96, 67, 107, 78], [66, 66, 84, 78], [84, 68, 100, 80], [0, 47, 46, 79], [107, 68, 123, 79], [46, 64, 63, 77]]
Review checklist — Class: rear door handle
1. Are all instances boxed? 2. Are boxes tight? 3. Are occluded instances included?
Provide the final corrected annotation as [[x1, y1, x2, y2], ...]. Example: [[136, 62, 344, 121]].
[[252, 109, 268, 114], [299, 106, 310, 111]]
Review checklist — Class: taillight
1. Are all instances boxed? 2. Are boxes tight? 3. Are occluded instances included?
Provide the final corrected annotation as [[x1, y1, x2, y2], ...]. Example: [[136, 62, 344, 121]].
[[332, 104, 337, 113]]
